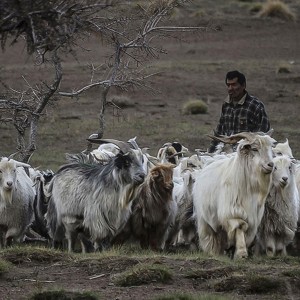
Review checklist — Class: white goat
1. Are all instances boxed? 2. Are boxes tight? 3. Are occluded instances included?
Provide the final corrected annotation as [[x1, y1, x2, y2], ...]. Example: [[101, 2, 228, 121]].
[[256, 155, 299, 256], [157, 142, 189, 165], [193, 131, 275, 259], [272, 139, 300, 225], [273, 139, 293, 158], [167, 168, 197, 249], [0, 157, 35, 248]]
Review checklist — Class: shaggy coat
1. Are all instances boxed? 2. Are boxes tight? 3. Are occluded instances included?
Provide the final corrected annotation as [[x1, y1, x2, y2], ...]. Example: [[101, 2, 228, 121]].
[[193, 132, 275, 259], [47, 149, 145, 252], [112, 164, 175, 251], [30, 169, 54, 240], [257, 155, 299, 256], [166, 168, 196, 249], [0, 158, 35, 248]]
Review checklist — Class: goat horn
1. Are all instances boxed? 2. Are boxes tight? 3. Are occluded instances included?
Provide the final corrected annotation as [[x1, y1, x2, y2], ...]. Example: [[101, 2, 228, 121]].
[[167, 151, 185, 159], [206, 132, 255, 145], [86, 138, 132, 153], [8, 152, 19, 159], [15, 161, 31, 168]]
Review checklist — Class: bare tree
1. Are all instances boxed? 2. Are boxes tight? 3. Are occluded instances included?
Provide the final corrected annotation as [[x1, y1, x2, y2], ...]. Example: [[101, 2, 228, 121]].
[[60, 0, 213, 142], [0, 0, 215, 162], [0, 0, 111, 161]]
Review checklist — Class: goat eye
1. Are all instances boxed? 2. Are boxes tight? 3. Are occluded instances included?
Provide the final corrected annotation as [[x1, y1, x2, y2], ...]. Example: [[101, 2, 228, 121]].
[[252, 148, 258, 152], [274, 166, 277, 171]]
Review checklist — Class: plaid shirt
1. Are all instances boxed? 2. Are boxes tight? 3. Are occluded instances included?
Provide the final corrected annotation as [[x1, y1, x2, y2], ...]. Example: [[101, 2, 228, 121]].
[[208, 92, 270, 152]]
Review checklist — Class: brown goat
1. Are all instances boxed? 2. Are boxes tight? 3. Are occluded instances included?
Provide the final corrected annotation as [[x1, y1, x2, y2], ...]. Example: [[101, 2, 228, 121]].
[[112, 163, 175, 251]]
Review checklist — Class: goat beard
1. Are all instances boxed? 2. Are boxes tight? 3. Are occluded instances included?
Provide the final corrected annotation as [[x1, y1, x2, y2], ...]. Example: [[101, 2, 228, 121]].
[[0, 188, 13, 204]]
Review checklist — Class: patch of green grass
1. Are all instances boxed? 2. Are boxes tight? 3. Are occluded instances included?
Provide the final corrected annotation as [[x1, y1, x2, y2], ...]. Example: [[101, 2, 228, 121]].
[[214, 273, 285, 294], [282, 269, 300, 278], [112, 262, 173, 286], [258, 0, 296, 21], [182, 99, 208, 115], [245, 274, 285, 294], [0, 246, 73, 264], [154, 293, 230, 300], [184, 266, 236, 280], [29, 289, 99, 300], [0, 258, 12, 275]]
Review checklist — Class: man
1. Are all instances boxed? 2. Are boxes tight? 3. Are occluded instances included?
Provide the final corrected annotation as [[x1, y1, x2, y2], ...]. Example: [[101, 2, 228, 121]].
[[208, 70, 270, 153]]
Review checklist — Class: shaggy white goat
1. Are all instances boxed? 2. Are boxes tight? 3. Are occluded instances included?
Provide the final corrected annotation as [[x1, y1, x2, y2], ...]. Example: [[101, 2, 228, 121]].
[[256, 155, 299, 256], [193, 131, 275, 259], [0, 157, 35, 247]]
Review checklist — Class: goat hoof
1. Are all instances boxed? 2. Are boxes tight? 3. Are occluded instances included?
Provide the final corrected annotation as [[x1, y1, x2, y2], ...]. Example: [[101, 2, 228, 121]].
[[235, 249, 248, 259]]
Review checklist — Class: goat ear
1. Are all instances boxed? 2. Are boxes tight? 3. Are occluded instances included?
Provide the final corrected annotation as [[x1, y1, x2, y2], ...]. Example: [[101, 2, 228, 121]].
[[266, 128, 274, 136], [240, 143, 252, 154], [151, 168, 160, 178]]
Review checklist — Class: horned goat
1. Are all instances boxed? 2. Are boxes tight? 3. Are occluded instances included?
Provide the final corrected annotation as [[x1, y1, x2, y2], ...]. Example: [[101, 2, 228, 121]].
[[46, 139, 145, 252], [193, 131, 275, 259], [157, 142, 188, 165]]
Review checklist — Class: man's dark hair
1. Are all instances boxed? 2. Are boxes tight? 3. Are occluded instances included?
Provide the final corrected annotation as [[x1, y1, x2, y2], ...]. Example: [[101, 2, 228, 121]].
[[226, 70, 246, 86]]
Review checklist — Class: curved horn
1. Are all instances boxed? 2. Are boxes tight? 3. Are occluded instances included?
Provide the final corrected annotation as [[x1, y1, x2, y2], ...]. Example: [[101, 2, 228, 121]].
[[86, 138, 132, 153], [127, 136, 140, 150], [8, 152, 19, 159], [207, 132, 256, 145], [15, 161, 31, 168]]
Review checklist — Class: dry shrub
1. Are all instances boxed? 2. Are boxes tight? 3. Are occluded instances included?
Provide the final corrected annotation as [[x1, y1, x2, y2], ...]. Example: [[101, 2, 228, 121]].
[[276, 63, 292, 74], [110, 95, 135, 108], [182, 99, 208, 115], [258, 0, 296, 21], [1, 246, 72, 264]]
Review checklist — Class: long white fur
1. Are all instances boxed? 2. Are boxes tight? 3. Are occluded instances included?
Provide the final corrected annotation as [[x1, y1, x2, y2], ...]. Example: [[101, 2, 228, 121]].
[[257, 155, 299, 256], [192, 133, 276, 259], [0, 157, 35, 247]]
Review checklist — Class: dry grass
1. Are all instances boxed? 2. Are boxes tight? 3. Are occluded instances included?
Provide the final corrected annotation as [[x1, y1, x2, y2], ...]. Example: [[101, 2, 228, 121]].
[[112, 262, 173, 286], [258, 0, 296, 21], [0, 245, 73, 264], [154, 293, 231, 300], [0, 258, 12, 275], [182, 99, 208, 115], [29, 290, 99, 300], [276, 63, 292, 74]]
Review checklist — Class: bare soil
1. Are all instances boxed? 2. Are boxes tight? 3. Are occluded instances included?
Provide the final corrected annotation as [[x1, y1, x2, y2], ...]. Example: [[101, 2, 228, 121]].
[[1, 1, 300, 299]]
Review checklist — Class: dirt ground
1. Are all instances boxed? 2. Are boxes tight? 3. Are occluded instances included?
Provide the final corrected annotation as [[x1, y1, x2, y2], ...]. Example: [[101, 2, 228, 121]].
[[1, 1, 300, 299]]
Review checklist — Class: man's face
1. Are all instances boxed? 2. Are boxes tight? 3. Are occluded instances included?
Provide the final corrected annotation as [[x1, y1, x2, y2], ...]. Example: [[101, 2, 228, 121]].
[[226, 77, 245, 101]]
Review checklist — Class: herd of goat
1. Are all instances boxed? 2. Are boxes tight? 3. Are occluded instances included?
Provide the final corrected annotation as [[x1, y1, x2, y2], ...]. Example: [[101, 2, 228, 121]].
[[0, 130, 299, 259]]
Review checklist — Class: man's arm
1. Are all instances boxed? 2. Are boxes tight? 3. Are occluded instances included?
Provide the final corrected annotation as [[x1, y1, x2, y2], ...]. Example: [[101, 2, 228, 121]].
[[256, 103, 270, 132]]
